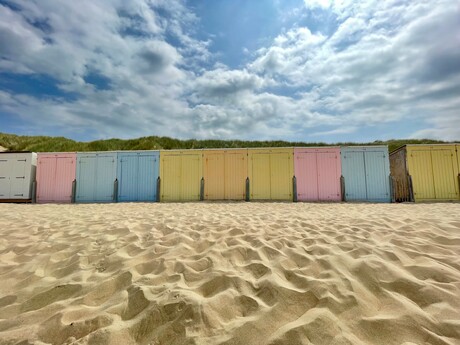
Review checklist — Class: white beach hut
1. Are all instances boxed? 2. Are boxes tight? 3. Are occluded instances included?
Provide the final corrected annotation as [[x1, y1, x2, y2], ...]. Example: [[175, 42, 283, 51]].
[[0, 152, 37, 202]]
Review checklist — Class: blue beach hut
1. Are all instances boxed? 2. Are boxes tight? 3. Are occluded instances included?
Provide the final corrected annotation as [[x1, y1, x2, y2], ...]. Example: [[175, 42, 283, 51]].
[[117, 151, 160, 202], [340, 146, 391, 202], [76, 152, 118, 203]]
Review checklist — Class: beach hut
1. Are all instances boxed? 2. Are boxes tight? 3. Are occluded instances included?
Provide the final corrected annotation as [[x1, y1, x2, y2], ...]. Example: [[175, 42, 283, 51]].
[[0, 152, 37, 202], [117, 151, 160, 202], [160, 150, 202, 201], [203, 149, 248, 200], [36, 153, 76, 203], [75, 152, 118, 203], [248, 148, 294, 201], [390, 144, 459, 202], [294, 147, 341, 201], [341, 146, 391, 202]]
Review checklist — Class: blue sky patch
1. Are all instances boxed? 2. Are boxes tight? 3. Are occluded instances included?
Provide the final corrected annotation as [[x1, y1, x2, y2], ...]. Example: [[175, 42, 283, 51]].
[[0, 73, 79, 100], [83, 72, 112, 91]]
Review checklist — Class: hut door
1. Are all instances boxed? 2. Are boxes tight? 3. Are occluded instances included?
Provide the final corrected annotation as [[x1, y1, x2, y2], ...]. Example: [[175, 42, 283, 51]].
[[118, 155, 138, 202], [224, 152, 247, 200], [270, 153, 292, 200], [431, 150, 459, 199], [77, 156, 97, 202], [55, 157, 76, 202], [10, 158, 27, 198], [317, 152, 341, 200], [364, 151, 390, 201], [138, 154, 158, 202], [95, 156, 116, 201], [161, 155, 181, 201], [251, 154, 271, 199], [0, 158, 11, 198], [37, 157, 57, 202], [410, 151, 435, 200], [205, 153, 225, 200], [342, 152, 366, 201], [181, 155, 201, 200], [296, 152, 318, 201]]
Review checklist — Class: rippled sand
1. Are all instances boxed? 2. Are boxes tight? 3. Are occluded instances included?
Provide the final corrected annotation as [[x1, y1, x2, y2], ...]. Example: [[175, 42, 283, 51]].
[[0, 203, 459, 345]]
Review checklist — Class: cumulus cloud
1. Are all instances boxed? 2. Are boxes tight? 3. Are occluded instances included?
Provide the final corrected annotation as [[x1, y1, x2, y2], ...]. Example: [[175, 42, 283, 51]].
[[137, 40, 182, 77], [0, 0, 459, 141], [310, 126, 358, 137], [0, 0, 198, 138], [250, 27, 326, 78], [303, 0, 333, 10], [192, 68, 268, 101], [248, 0, 460, 138]]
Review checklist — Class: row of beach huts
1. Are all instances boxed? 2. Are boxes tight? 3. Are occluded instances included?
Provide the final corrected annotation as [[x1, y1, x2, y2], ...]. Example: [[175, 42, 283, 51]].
[[0, 144, 459, 203]]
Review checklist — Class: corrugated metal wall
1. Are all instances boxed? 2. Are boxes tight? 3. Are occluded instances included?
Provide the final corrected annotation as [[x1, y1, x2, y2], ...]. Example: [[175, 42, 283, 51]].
[[36, 153, 76, 203], [117, 151, 160, 202], [76, 152, 117, 203], [406, 145, 459, 201], [248, 148, 293, 200], [0, 152, 37, 200], [160, 150, 202, 201], [203, 149, 248, 200], [341, 146, 391, 202], [294, 147, 341, 201]]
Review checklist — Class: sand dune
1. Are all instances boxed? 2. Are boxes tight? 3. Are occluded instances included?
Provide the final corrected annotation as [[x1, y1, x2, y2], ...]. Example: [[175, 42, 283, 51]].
[[0, 203, 459, 345]]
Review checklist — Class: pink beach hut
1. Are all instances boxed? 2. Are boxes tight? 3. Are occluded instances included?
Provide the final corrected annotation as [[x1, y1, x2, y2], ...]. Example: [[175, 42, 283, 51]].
[[36, 153, 76, 203], [294, 147, 342, 201]]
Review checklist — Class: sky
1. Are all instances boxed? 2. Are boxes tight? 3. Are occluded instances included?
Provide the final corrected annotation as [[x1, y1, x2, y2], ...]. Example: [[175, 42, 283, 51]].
[[0, 0, 459, 142]]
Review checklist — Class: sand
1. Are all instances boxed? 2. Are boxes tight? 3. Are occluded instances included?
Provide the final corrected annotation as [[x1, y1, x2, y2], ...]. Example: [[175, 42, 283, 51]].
[[0, 146, 7, 152], [0, 202, 459, 345]]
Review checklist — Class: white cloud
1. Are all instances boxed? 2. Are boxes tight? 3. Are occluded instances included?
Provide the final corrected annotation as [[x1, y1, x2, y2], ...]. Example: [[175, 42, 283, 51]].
[[192, 68, 268, 101], [248, 0, 460, 138], [250, 27, 326, 78], [0, 0, 459, 141], [0, 0, 200, 138], [303, 0, 333, 9], [310, 126, 358, 136], [411, 123, 460, 142], [0, 5, 45, 72]]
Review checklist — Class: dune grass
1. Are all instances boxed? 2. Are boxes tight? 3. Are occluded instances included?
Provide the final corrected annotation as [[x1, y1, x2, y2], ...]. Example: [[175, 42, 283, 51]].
[[0, 132, 450, 153]]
